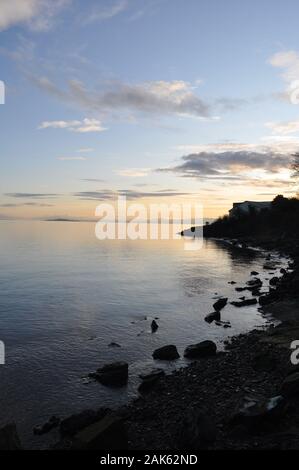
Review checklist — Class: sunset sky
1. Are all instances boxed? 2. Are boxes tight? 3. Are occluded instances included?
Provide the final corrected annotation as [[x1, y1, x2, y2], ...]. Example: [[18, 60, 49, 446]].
[[1, 0, 299, 220]]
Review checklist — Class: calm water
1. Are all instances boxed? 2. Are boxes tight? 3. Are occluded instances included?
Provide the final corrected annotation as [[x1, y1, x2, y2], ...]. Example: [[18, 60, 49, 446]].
[[0, 221, 287, 448]]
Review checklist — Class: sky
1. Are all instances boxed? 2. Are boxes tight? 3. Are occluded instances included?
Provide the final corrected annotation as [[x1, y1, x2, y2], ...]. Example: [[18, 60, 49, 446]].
[[1, 0, 299, 221]]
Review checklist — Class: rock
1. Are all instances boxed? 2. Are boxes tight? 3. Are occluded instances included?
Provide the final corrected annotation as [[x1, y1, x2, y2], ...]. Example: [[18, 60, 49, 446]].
[[231, 298, 257, 307], [33, 415, 60, 436], [251, 271, 259, 276], [204, 311, 221, 323], [247, 278, 262, 287], [281, 372, 299, 398], [280, 268, 287, 275], [176, 409, 216, 450], [153, 345, 180, 360], [235, 287, 248, 292], [73, 414, 127, 450], [108, 342, 121, 348], [263, 262, 277, 270], [228, 281, 237, 284], [151, 320, 159, 332], [213, 298, 228, 311], [230, 396, 287, 429], [0, 423, 22, 450], [184, 340, 217, 359], [269, 276, 279, 286], [251, 288, 261, 297], [90, 362, 129, 387], [60, 409, 109, 437], [138, 369, 165, 393]]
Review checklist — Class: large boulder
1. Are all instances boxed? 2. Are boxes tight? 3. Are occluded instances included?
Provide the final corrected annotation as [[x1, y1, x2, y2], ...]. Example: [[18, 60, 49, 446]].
[[269, 276, 279, 286], [184, 340, 217, 359], [138, 369, 165, 393], [90, 362, 129, 387], [152, 345, 180, 360], [73, 414, 127, 450], [33, 415, 60, 436], [0, 423, 22, 450], [231, 298, 257, 307], [213, 298, 228, 311], [247, 278, 262, 288], [204, 311, 221, 323]]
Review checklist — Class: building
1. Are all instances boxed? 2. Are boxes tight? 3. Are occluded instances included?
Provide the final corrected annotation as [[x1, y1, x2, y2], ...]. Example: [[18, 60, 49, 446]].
[[229, 201, 271, 218]]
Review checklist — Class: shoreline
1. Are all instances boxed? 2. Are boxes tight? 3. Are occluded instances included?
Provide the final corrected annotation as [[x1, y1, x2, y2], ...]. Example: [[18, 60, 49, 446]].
[[51, 236, 299, 450], [2, 235, 298, 450], [120, 236, 299, 450]]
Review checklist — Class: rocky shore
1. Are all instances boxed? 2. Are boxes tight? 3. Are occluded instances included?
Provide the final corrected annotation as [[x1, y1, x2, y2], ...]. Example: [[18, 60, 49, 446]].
[[120, 237, 299, 450], [1, 236, 299, 450]]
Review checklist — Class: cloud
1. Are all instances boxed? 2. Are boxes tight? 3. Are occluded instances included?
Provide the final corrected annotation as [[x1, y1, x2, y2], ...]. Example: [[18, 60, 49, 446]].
[[117, 168, 151, 177], [0, 0, 71, 32], [38, 118, 107, 133], [77, 148, 94, 153], [269, 51, 299, 82], [80, 178, 106, 182], [34, 78, 211, 120], [5, 193, 59, 199], [159, 140, 293, 181], [74, 189, 192, 200], [83, 0, 128, 24], [175, 136, 299, 156], [57, 156, 87, 161], [265, 120, 299, 135], [0, 202, 53, 207], [269, 50, 299, 103]]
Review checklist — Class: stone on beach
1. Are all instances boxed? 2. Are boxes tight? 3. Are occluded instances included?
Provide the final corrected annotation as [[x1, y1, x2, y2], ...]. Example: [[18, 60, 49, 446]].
[[212, 298, 228, 311], [90, 361, 129, 387], [269, 276, 279, 286], [230, 298, 257, 307], [152, 345, 180, 360], [263, 262, 277, 270], [138, 369, 165, 393], [184, 340, 217, 359], [246, 278, 262, 287], [151, 319, 159, 332], [204, 311, 221, 323], [33, 415, 60, 436]]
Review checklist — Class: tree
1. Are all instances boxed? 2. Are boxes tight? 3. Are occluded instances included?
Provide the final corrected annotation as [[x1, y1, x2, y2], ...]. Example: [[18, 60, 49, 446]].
[[293, 152, 299, 177], [291, 153, 299, 196]]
